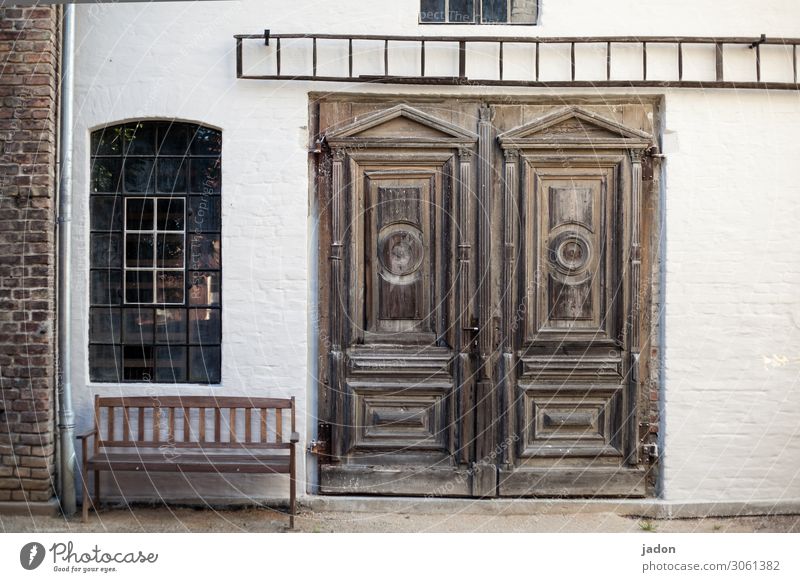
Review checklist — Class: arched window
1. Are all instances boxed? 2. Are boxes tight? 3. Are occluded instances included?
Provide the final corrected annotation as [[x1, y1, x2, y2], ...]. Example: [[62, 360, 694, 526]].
[[88, 121, 222, 384]]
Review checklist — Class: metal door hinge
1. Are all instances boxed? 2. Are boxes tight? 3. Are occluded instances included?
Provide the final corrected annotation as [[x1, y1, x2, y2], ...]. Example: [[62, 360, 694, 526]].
[[645, 145, 665, 158], [642, 442, 659, 459], [307, 439, 327, 454], [309, 138, 324, 155], [308, 422, 331, 456], [642, 146, 665, 181]]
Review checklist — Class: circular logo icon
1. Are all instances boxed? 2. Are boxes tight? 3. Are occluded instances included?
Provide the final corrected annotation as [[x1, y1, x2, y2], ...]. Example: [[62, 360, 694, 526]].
[[20, 542, 46, 570]]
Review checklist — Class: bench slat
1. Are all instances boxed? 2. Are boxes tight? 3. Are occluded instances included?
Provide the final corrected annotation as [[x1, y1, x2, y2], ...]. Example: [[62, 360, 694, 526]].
[[245, 408, 252, 443], [87, 463, 290, 475], [93, 398, 101, 453], [153, 407, 161, 443], [90, 453, 290, 462], [183, 408, 190, 442], [97, 440, 291, 450], [97, 397, 293, 409], [107, 406, 115, 441], [92, 397, 296, 448], [87, 453, 291, 474], [122, 407, 130, 442]]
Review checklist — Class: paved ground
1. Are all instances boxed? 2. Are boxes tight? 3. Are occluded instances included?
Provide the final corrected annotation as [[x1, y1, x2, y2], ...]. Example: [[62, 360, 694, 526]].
[[2, 505, 799, 533]]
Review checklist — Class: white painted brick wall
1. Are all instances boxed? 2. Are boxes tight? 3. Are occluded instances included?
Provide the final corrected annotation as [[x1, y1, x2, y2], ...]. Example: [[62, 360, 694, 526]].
[[662, 92, 800, 501], [71, 0, 800, 503]]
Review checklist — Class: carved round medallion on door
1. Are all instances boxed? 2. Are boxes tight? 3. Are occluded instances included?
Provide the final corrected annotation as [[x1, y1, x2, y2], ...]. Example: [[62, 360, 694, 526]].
[[548, 231, 592, 274], [378, 224, 424, 280]]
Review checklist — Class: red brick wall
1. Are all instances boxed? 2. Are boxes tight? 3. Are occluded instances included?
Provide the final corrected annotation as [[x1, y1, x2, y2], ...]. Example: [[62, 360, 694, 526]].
[[0, 5, 59, 503]]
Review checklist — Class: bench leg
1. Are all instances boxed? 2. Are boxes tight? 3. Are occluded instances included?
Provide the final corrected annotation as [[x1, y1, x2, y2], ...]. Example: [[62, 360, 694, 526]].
[[80, 436, 93, 523], [289, 447, 296, 529], [93, 469, 101, 516], [290, 477, 296, 529], [81, 463, 90, 523]]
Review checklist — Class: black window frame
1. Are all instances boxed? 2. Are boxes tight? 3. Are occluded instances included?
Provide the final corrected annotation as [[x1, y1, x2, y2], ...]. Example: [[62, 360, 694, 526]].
[[419, 0, 540, 25], [88, 120, 222, 385]]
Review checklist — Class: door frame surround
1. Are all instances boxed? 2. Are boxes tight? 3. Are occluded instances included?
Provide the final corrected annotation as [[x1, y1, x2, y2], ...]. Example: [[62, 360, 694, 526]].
[[309, 93, 664, 498]]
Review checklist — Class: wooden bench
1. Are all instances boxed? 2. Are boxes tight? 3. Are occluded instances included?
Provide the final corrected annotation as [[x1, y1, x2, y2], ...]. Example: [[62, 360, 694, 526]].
[[78, 395, 299, 527]]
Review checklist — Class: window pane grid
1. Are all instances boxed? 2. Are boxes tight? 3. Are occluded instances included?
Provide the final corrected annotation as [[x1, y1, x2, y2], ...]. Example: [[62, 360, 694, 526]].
[[90, 121, 221, 385], [419, 0, 537, 23], [123, 196, 186, 305]]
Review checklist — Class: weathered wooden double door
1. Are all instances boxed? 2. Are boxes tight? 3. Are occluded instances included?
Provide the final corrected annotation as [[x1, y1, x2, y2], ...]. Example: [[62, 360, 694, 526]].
[[313, 97, 657, 497]]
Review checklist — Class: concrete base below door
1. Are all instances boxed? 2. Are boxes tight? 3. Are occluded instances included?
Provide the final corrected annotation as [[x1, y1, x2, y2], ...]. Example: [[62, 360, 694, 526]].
[[497, 467, 647, 497], [305, 495, 800, 519], [319, 465, 473, 496]]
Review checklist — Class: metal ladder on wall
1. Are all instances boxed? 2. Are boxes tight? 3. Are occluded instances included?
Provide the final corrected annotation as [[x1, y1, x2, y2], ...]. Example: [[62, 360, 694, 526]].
[[235, 31, 799, 90]]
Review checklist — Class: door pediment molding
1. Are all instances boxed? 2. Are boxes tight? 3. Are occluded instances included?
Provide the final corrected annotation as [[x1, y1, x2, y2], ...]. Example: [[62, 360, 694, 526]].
[[498, 106, 652, 150], [325, 104, 478, 148]]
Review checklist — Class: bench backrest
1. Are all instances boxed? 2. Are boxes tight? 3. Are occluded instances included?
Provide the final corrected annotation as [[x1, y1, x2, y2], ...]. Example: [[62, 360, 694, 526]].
[[92, 395, 295, 451]]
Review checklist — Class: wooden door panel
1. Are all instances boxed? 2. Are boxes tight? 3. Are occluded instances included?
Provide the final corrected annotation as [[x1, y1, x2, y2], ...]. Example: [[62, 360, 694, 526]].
[[519, 352, 623, 381], [513, 156, 630, 477], [317, 105, 474, 494], [496, 105, 653, 498], [544, 182, 601, 325], [343, 345, 454, 461], [526, 162, 620, 344], [350, 380, 450, 454], [518, 385, 624, 459], [343, 164, 454, 464], [366, 175, 433, 335]]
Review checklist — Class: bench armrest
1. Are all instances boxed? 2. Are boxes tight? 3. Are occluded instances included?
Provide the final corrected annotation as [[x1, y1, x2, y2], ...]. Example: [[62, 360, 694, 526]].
[[77, 428, 97, 441], [77, 429, 97, 465], [290, 432, 300, 443]]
